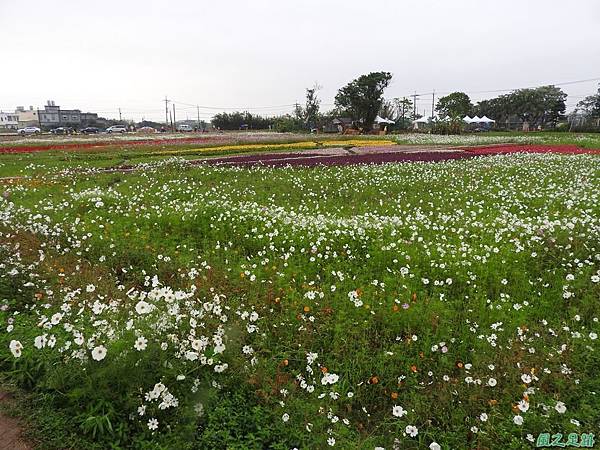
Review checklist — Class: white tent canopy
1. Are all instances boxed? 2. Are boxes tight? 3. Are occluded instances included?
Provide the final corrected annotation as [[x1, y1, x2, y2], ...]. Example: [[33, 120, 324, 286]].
[[413, 116, 430, 123], [463, 115, 495, 123], [374, 115, 395, 124]]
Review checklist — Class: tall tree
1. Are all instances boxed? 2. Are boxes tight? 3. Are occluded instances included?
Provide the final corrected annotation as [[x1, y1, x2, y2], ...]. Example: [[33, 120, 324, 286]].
[[435, 92, 473, 119], [576, 84, 600, 118], [304, 84, 321, 130], [393, 97, 414, 129], [335, 72, 393, 131], [510, 86, 566, 127]]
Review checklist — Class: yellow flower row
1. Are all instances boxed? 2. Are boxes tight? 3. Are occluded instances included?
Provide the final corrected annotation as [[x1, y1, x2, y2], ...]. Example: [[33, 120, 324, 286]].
[[158, 139, 396, 156], [323, 139, 396, 147]]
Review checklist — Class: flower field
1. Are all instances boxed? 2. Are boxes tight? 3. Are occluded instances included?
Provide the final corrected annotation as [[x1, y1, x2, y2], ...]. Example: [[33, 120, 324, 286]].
[[1, 152, 600, 449]]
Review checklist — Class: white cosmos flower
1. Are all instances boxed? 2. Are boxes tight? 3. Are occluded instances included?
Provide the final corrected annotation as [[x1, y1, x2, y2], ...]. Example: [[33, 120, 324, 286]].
[[430, 443, 441, 450], [555, 401, 567, 414], [147, 418, 159, 430], [134, 336, 148, 351], [321, 372, 339, 385], [135, 300, 153, 315], [405, 425, 418, 437], [34, 334, 47, 349], [392, 405, 407, 417], [517, 400, 529, 412], [214, 363, 228, 373], [9, 340, 23, 358], [91, 345, 107, 361], [487, 378, 497, 387], [513, 415, 523, 425]]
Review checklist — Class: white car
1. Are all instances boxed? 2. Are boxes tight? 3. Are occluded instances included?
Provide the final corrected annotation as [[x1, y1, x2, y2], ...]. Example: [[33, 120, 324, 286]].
[[18, 126, 41, 135], [177, 124, 194, 132], [106, 125, 127, 134]]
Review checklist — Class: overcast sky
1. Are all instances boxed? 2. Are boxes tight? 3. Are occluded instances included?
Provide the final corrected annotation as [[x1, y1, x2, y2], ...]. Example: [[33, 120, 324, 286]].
[[1, 0, 599, 122]]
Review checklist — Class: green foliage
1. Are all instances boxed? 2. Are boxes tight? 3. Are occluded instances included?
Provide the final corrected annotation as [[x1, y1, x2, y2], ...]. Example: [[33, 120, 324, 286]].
[[272, 115, 303, 132], [475, 85, 567, 128], [211, 111, 273, 130], [335, 71, 393, 130], [435, 92, 473, 119], [576, 83, 600, 118], [431, 117, 464, 134]]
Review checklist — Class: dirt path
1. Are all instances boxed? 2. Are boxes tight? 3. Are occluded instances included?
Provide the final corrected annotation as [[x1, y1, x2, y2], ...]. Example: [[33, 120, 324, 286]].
[[0, 392, 33, 450]]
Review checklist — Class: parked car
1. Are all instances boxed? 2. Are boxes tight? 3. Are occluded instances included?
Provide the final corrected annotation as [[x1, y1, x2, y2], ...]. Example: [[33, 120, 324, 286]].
[[177, 124, 193, 132], [50, 127, 74, 135], [106, 125, 127, 134], [18, 126, 41, 135], [80, 127, 101, 134]]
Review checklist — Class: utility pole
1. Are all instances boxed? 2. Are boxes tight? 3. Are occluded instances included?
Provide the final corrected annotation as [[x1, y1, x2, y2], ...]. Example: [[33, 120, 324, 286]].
[[164, 96, 169, 129], [294, 101, 301, 119], [172, 103, 176, 131], [197, 105, 200, 130], [169, 110, 173, 131], [119, 107, 122, 122], [431, 90, 435, 120], [412, 92, 418, 120]]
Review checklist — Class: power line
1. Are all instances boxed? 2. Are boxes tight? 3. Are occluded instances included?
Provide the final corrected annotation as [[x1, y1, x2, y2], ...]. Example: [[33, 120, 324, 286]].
[[395, 76, 600, 99], [171, 99, 297, 110]]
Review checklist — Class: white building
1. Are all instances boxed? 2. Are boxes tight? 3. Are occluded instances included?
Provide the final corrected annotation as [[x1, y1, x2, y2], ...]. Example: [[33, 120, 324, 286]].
[[0, 111, 19, 130]]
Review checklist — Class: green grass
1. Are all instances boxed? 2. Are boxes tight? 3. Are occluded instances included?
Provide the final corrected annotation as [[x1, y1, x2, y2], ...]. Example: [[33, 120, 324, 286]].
[[0, 149, 599, 449]]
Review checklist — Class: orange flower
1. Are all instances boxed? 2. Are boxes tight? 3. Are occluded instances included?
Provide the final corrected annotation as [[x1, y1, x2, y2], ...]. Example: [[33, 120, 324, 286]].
[[456, 361, 464, 369], [274, 297, 281, 304], [321, 366, 328, 373], [282, 359, 289, 366], [303, 306, 311, 313], [369, 376, 379, 384], [410, 365, 418, 373], [392, 304, 399, 312], [391, 392, 398, 400], [488, 399, 498, 406]]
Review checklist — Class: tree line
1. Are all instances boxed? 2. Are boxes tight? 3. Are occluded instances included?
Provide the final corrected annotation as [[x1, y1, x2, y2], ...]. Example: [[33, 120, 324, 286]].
[[210, 72, 599, 132]]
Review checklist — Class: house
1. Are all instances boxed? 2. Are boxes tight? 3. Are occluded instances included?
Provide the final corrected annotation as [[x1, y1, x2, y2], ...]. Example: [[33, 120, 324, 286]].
[[37, 101, 100, 130], [38, 101, 61, 128], [0, 111, 19, 130]]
